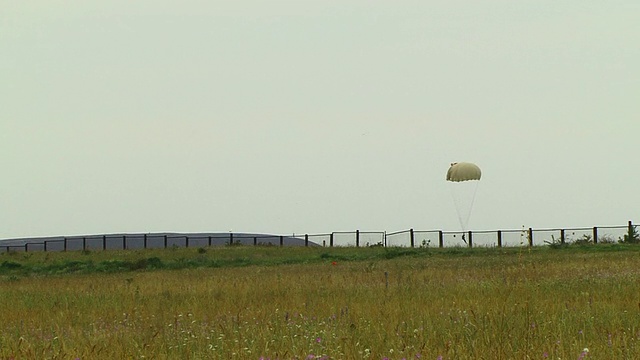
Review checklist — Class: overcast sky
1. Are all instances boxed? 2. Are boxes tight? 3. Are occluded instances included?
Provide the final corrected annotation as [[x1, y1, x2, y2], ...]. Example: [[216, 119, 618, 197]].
[[1, 1, 639, 239]]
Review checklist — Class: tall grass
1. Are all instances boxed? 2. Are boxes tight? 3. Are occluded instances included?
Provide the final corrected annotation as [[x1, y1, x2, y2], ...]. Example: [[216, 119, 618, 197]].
[[1, 246, 639, 359]]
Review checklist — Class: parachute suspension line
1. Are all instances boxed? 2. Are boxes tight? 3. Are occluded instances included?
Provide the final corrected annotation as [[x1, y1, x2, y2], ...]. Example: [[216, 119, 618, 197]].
[[448, 180, 480, 232], [464, 180, 480, 230], [449, 184, 463, 230]]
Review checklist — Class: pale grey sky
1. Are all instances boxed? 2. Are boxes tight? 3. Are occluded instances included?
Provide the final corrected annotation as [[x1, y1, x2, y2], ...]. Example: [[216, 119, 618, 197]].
[[1, 1, 639, 239]]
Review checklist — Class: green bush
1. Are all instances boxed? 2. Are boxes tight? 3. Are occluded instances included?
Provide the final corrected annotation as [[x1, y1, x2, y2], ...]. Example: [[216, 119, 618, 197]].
[[0, 261, 22, 270], [619, 225, 640, 244]]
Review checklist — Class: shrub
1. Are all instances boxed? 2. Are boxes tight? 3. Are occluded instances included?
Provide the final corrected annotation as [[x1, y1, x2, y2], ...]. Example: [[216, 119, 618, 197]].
[[0, 261, 22, 270], [545, 235, 569, 249], [598, 234, 617, 244], [619, 225, 640, 244], [573, 234, 594, 246]]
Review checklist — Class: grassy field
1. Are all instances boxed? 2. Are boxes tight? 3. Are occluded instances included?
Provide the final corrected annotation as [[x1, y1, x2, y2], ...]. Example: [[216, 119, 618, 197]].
[[1, 245, 639, 359]]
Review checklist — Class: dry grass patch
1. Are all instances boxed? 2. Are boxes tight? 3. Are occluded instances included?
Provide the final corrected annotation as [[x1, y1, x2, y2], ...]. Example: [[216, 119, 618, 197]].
[[1, 247, 639, 359]]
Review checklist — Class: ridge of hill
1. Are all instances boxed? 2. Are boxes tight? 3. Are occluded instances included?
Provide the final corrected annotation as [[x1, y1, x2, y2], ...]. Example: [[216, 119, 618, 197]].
[[0, 232, 320, 251]]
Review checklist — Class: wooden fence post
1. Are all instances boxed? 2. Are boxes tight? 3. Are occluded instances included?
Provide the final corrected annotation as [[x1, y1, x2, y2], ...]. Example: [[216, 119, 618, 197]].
[[497, 230, 502, 247], [356, 230, 360, 247], [123, 235, 126, 250], [528, 228, 533, 247], [560, 229, 565, 244], [103, 235, 106, 250], [280, 236, 284, 247], [144, 234, 148, 249], [164, 235, 168, 249], [64, 237, 67, 252], [593, 227, 598, 244], [468, 231, 473, 248], [439, 231, 444, 248], [83, 237, 86, 251], [330, 233, 334, 247], [305, 234, 309, 247], [410, 229, 415, 248], [186, 236, 190, 248], [229, 233, 233, 246]]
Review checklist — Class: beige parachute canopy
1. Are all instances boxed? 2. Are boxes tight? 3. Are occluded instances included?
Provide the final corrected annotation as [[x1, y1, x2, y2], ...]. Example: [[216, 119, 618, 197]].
[[446, 162, 482, 182]]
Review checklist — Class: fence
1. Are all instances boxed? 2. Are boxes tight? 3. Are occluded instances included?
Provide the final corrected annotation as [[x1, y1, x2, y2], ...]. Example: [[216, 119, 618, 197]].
[[0, 222, 636, 253]]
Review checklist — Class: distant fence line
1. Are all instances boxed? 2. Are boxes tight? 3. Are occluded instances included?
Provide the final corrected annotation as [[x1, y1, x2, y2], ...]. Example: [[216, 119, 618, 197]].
[[0, 221, 636, 253]]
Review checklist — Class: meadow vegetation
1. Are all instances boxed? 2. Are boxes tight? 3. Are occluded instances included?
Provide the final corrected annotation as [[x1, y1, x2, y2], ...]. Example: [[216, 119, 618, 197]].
[[1, 245, 639, 359]]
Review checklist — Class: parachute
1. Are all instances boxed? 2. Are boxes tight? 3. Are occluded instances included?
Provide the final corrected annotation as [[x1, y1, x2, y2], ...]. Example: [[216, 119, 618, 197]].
[[446, 162, 481, 182], [446, 162, 482, 234]]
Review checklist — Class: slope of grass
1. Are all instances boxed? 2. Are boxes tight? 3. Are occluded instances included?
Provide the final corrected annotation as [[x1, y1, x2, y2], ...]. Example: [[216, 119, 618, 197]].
[[2, 243, 639, 277]]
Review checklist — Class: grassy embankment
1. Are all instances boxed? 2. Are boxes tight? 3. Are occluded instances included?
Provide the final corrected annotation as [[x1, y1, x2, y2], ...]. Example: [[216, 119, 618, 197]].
[[1, 244, 639, 359]]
